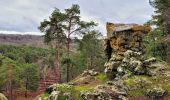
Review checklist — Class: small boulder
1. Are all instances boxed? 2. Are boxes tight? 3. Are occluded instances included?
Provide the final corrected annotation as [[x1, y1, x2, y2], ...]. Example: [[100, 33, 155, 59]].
[[145, 87, 166, 98], [48, 91, 60, 100]]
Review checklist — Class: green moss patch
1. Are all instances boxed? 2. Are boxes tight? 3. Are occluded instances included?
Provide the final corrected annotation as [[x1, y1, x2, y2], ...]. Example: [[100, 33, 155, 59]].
[[43, 92, 50, 97], [162, 85, 170, 93], [124, 75, 152, 87], [58, 96, 67, 100], [74, 85, 93, 91], [55, 84, 74, 93], [95, 73, 107, 83], [128, 90, 144, 96]]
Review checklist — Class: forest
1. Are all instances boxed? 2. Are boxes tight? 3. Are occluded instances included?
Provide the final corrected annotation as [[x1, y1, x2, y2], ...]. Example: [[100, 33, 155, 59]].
[[0, 0, 170, 100]]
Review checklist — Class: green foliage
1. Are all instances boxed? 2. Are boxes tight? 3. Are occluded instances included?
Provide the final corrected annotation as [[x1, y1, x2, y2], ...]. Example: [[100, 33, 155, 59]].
[[0, 53, 40, 93], [61, 52, 86, 79], [0, 45, 51, 63], [60, 31, 106, 81], [150, 0, 170, 35], [0, 44, 53, 94], [39, 4, 97, 49], [77, 31, 106, 71], [147, 0, 170, 61], [19, 63, 40, 91], [145, 29, 167, 60], [0, 54, 21, 90]]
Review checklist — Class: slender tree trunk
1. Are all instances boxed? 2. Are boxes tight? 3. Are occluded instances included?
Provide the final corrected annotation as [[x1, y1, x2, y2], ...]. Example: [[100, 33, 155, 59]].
[[25, 80, 28, 98], [55, 41, 61, 83], [57, 43, 61, 83], [66, 38, 70, 82], [90, 55, 93, 69], [66, 18, 72, 83], [9, 80, 12, 100], [8, 66, 13, 100], [86, 55, 89, 70]]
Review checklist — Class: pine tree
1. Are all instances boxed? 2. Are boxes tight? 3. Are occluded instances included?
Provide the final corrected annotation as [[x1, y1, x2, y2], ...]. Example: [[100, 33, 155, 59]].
[[19, 64, 39, 97], [0, 54, 21, 100], [78, 31, 105, 71], [39, 4, 96, 82]]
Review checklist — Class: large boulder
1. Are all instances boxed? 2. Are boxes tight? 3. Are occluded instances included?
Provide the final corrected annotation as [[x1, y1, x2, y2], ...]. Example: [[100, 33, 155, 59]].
[[145, 87, 166, 98]]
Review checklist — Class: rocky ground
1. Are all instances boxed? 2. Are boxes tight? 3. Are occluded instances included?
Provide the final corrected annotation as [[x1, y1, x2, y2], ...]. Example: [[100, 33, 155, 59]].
[[34, 49, 170, 100]]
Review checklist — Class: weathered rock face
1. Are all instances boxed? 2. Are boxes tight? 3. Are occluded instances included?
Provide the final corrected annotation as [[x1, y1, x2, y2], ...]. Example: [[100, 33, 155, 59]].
[[104, 22, 152, 79], [105, 22, 151, 57]]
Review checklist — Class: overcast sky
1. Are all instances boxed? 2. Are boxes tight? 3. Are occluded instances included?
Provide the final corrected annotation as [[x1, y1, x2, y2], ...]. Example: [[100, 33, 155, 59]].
[[0, 0, 154, 35]]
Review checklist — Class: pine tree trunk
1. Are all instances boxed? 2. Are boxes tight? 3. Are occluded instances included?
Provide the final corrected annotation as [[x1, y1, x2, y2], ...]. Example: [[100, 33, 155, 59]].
[[66, 19, 72, 83], [90, 55, 93, 69], [9, 80, 12, 100], [8, 66, 13, 100], [55, 41, 61, 83], [25, 79, 28, 98], [66, 37, 70, 82]]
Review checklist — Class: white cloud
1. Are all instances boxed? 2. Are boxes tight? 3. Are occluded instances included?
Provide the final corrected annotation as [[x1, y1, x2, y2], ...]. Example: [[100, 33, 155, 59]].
[[0, 0, 154, 35], [0, 31, 42, 35]]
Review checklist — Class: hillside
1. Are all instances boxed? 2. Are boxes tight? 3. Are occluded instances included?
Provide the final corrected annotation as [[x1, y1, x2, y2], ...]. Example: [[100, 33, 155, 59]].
[[0, 34, 46, 48]]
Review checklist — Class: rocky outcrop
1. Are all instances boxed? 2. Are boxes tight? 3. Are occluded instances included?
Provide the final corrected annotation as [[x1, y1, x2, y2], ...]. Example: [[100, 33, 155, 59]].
[[104, 22, 170, 99]]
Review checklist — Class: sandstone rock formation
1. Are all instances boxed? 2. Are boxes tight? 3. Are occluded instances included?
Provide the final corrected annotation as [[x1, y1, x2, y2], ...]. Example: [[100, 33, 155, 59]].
[[104, 22, 169, 99], [104, 22, 152, 79], [105, 22, 151, 58]]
